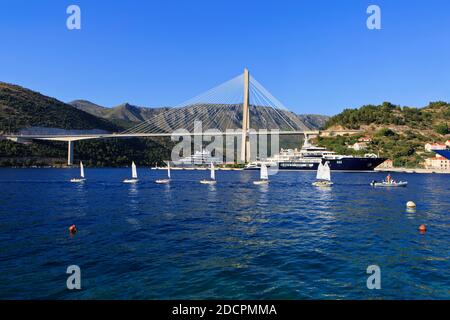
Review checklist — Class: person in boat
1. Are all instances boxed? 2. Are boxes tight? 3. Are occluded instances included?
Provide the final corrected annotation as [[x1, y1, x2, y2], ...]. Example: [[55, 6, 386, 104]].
[[386, 174, 392, 184]]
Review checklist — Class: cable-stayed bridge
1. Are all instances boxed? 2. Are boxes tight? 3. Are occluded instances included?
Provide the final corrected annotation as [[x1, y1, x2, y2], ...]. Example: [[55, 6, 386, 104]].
[[6, 69, 319, 165]]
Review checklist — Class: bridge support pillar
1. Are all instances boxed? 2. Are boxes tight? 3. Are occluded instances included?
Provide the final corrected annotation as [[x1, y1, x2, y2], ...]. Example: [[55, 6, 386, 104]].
[[241, 68, 250, 163], [67, 141, 74, 166]]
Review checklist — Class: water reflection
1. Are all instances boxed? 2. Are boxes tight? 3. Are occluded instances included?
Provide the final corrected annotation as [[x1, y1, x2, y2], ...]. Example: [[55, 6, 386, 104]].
[[257, 183, 269, 206], [73, 181, 88, 217], [206, 183, 217, 202], [127, 183, 139, 213]]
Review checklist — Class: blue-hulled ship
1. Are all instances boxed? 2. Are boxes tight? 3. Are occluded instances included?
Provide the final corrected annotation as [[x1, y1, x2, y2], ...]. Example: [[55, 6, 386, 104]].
[[245, 140, 386, 171], [435, 150, 450, 160]]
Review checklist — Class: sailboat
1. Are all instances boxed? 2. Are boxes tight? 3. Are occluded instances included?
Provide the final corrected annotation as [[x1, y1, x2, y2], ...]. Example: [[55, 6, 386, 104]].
[[155, 162, 171, 184], [123, 161, 139, 183], [253, 163, 269, 185], [312, 161, 333, 187], [70, 161, 86, 183], [200, 162, 217, 184]]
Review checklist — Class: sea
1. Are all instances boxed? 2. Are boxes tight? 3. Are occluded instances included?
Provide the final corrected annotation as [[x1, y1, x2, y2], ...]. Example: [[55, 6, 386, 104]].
[[0, 168, 449, 299]]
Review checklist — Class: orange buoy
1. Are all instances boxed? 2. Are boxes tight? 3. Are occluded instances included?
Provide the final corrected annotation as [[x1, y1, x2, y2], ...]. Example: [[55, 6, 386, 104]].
[[69, 224, 77, 234], [418, 224, 427, 233]]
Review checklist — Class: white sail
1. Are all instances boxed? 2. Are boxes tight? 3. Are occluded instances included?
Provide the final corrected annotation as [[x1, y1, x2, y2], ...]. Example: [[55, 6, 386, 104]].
[[316, 162, 324, 180], [323, 162, 331, 181], [316, 162, 331, 181], [80, 161, 85, 178], [260, 163, 268, 180], [210, 162, 215, 180], [131, 161, 137, 179], [167, 162, 171, 179]]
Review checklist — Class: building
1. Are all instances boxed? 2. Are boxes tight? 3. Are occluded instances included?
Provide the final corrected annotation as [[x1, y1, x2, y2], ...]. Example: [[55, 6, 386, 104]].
[[358, 137, 372, 143], [377, 159, 393, 169], [348, 142, 368, 151], [425, 155, 450, 170], [425, 143, 447, 152]]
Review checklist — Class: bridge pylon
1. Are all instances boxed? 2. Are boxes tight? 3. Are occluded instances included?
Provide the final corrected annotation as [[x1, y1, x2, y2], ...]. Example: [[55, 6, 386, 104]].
[[240, 68, 250, 163], [68, 141, 74, 166]]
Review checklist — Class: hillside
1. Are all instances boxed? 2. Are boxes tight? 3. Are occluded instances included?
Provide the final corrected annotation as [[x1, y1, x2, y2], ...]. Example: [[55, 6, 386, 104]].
[[316, 101, 450, 167], [71, 100, 328, 131], [0, 82, 120, 134], [70, 100, 169, 128], [0, 83, 170, 167], [324, 101, 450, 132]]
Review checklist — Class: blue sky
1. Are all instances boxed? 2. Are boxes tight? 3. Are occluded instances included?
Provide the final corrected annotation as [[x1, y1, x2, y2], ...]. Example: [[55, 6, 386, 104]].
[[0, 0, 449, 115]]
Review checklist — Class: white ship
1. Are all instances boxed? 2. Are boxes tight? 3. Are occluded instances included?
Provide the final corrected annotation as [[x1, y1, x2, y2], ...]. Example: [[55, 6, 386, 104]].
[[178, 149, 222, 165]]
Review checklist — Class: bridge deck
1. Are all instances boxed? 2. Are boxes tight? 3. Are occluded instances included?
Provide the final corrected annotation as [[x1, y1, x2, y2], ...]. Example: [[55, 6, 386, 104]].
[[6, 130, 319, 142]]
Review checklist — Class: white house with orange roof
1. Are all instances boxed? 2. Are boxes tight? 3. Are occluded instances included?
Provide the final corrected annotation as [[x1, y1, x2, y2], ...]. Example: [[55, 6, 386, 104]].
[[348, 142, 368, 151], [425, 142, 447, 152], [358, 137, 372, 143], [425, 154, 450, 170]]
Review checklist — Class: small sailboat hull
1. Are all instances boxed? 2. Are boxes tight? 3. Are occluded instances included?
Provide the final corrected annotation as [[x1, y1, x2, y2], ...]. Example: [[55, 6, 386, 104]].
[[123, 161, 138, 183], [253, 180, 269, 185], [200, 162, 216, 184], [156, 163, 171, 183], [123, 179, 139, 184], [313, 161, 333, 187], [200, 179, 216, 185], [312, 181, 333, 187], [155, 179, 170, 184], [253, 163, 269, 185], [370, 181, 407, 187], [71, 161, 85, 182]]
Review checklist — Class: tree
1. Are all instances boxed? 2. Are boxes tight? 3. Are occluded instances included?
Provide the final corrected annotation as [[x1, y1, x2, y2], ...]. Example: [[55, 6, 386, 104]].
[[435, 123, 450, 135]]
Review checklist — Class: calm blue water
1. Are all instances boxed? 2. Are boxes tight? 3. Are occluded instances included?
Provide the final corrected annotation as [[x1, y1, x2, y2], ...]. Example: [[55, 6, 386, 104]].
[[0, 168, 449, 299]]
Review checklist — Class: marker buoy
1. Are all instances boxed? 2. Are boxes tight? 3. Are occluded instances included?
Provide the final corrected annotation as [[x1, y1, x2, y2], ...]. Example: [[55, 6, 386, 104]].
[[418, 224, 427, 233], [406, 201, 416, 208], [69, 224, 77, 234]]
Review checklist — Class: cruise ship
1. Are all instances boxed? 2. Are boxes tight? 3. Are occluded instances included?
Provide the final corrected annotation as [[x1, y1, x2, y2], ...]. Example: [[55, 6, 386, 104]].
[[178, 149, 222, 165], [245, 140, 386, 171]]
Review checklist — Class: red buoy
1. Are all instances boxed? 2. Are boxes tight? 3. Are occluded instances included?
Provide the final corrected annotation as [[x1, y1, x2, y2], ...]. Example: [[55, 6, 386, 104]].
[[418, 224, 427, 233], [69, 224, 77, 234]]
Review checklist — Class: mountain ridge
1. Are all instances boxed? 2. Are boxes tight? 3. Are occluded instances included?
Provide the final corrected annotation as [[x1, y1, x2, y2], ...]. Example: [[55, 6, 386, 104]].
[[70, 99, 329, 130]]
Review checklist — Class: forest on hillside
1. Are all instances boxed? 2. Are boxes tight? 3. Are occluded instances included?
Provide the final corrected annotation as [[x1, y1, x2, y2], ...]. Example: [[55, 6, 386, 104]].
[[324, 101, 450, 133], [316, 102, 450, 168]]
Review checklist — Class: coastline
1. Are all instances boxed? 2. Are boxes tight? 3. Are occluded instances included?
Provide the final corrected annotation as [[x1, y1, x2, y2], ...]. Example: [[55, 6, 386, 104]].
[[2, 165, 450, 174], [375, 167, 450, 174]]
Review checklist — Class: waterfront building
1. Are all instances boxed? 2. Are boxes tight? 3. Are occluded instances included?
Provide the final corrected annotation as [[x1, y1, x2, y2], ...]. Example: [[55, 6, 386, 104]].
[[425, 155, 450, 170], [377, 159, 394, 169], [425, 143, 447, 152]]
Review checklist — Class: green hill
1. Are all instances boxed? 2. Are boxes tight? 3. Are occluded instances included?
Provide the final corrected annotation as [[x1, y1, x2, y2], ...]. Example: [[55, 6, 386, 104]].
[[0, 82, 172, 167], [0, 82, 120, 134], [316, 101, 450, 167], [324, 101, 450, 131]]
